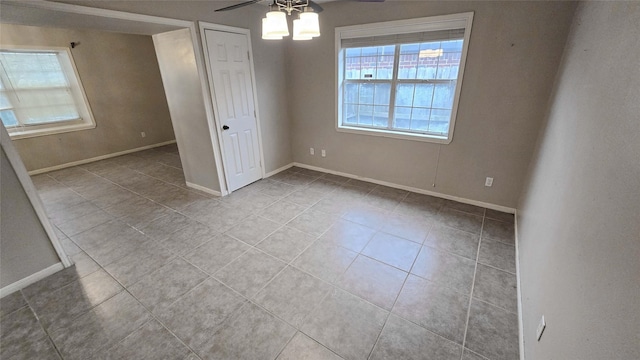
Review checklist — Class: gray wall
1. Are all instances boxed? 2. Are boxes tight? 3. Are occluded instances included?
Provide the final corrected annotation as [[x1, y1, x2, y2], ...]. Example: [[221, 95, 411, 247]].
[[57, 0, 294, 175], [1, 147, 60, 288], [517, 2, 640, 359], [287, 1, 576, 208], [153, 29, 220, 192], [0, 23, 175, 171]]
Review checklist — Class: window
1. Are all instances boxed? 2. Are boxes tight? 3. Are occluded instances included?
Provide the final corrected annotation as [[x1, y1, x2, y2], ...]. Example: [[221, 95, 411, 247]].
[[336, 13, 473, 143], [0, 47, 95, 139]]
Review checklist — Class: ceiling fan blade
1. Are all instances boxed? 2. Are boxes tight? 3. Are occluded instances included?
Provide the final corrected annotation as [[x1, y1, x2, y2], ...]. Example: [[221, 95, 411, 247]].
[[215, 0, 261, 12], [307, 0, 324, 13]]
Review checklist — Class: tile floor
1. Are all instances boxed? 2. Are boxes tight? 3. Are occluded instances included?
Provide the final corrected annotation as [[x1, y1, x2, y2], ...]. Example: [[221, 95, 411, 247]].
[[0, 144, 519, 360]]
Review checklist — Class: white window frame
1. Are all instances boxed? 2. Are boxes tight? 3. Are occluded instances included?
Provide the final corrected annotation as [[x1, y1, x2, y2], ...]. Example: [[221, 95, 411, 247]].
[[335, 12, 473, 144], [0, 45, 96, 139]]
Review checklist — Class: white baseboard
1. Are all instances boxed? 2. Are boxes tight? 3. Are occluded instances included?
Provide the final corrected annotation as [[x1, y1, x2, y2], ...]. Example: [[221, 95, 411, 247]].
[[27, 140, 177, 175], [265, 163, 294, 178], [185, 181, 222, 197], [515, 211, 526, 360], [291, 162, 516, 214], [0, 262, 64, 298]]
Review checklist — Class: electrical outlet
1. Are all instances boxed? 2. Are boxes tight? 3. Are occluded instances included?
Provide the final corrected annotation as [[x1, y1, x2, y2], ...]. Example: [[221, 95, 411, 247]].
[[321, 149, 326, 157], [310, 147, 315, 155], [140, 131, 146, 138], [536, 315, 546, 341], [485, 177, 493, 187]]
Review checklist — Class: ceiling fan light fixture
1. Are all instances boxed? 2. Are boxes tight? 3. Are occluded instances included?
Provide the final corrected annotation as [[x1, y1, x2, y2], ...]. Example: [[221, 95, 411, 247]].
[[297, 10, 320, 38], [262, 18, 283, 40], [293, 19, 312, 41], [263, 10, 289, 37]]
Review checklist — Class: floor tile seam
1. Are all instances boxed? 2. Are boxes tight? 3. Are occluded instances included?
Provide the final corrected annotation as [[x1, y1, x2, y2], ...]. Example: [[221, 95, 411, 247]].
[[469, 297, 519, 316], [479, 234, 516, 247], [80, 165, 184, 215], [464, 348, 491, 360], [376, 227, 430, 246], [105, 245, 181, 288], [474, 261, 517, 276], [366, 225, 426, 360], [356, 253, 412, 275], [438, 206, 485, 219], [418, 241, 479, 262], [403, 269, 474, 298], [48, 203, 104, 227], [17, 294, 66, 360], [0, 302, 30, 319], [117, 288, 204, 359], [140, 220, 196, 244], [56, 215, 117, 239], [21, 259, 112, 308], [460, 214, 486, 360], [37, 287, 127, 344], [223, 220, 287, 247], [427, 220, 484, 239]]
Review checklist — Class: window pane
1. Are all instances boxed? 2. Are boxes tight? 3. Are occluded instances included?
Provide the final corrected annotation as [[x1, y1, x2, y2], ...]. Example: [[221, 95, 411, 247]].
[[373, 105, 389, 127], [345, 57, 361, 79], [413, 84, 434, 107], [398, 52, 418, 79], [343, 103, 357, 124], [0, 110, 18, 127], [357, 105, 374, 126], [345, 48, 361, 57], [393, 106, 411, 129], [376, 55, 394, 80], [359, 83, 374, 104], [429, 109, 451, 134], [436, 52, 462, 79], [374, 83, 391, 106], [0, 92, 12, 110], [395, 84, 415, 107], [432, 82, 456, 109], [411, 108, 430, 131], [345, 83, 358, 103]]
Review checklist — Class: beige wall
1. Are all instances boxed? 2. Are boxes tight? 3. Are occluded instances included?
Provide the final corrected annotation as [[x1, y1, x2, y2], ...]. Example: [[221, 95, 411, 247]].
[[0, 23, 175, 171], [1, 145, 60, 288], [287, 1, 576, 208], [56, 0, 294, 175], [517, 2, 640, 358]]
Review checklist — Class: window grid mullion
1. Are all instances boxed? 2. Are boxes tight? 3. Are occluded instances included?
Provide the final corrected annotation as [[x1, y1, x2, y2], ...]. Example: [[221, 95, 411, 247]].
[[388, 44, 401, 130]]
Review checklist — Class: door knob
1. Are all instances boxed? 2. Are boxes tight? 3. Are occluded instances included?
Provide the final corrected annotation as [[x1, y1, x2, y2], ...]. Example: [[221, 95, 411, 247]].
[[222, 125, 229, 130]]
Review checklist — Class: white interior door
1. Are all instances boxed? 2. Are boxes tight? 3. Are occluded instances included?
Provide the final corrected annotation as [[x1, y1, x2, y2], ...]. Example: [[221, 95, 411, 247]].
[[204, 29, 262, 192]]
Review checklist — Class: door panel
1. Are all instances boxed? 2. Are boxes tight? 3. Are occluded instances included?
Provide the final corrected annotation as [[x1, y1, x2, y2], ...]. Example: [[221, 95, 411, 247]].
[[204, 29, 262, 192]]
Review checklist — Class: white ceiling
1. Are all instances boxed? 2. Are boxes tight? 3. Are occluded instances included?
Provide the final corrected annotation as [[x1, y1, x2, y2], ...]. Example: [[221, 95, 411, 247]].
[[0, 1, 185, 36]]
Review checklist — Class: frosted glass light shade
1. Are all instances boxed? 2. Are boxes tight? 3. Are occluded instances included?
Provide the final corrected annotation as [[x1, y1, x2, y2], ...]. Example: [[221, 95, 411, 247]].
[[262, 18, 283, 40], [264, 11, 289, 37], [293, 19, 312, 40], [297, 11, 320, 38]]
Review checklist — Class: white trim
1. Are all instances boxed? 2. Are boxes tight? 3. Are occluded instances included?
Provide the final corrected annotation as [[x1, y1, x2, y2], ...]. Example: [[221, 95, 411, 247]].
[[292, 162, 515, 213], [265, 163, 294, 178], [27, 140, 177, 175], [0, 263, 64, 298], [198, 22, 266, 192], [515, 210, 526, 360], [185, 181, 222, 197], [1, 123, 72, 267], [186, 23, 230, 196], [334, 12, 474, 145]]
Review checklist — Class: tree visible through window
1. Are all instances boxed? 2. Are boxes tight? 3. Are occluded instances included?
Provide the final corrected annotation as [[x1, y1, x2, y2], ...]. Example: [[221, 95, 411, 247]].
[[336, 13, 473, 143], [0, 48, 95, 139]]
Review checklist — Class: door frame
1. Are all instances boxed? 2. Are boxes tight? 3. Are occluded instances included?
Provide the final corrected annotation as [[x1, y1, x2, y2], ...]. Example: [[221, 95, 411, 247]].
[[199, 22, 266, 193]]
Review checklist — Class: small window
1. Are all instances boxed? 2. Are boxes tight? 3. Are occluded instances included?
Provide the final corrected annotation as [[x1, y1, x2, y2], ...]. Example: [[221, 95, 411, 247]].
[[336, 13, 473, 143], [0, 47, 95, 139]]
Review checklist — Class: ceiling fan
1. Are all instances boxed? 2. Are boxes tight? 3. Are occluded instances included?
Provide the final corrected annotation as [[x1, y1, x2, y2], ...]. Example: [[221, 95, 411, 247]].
[[215, 0, 386, 14]]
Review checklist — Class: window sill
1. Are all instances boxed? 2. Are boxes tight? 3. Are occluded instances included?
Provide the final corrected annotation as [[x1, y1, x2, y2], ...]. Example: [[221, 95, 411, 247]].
[[336, 124, 452, 144], [7, 122, 96, 140]]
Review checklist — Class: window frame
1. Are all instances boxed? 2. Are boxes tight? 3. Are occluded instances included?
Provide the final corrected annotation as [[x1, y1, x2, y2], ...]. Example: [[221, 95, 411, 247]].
[[0, 45, 96, 139], [335, 12, 474, 144]]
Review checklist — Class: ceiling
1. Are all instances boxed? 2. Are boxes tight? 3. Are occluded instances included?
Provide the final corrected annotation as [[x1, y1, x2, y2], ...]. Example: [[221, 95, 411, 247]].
[[0, 1, 185, 36]]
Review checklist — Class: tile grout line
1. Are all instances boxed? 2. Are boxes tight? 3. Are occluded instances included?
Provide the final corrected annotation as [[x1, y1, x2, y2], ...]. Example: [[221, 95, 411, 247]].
[[459, 208, 487, 359]]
